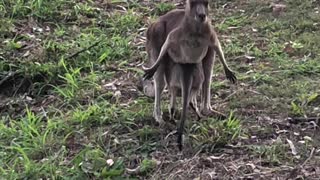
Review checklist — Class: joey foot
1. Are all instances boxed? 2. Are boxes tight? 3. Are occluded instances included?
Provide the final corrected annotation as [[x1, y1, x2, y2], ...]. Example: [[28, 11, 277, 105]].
[[189, 102, 203, 120]]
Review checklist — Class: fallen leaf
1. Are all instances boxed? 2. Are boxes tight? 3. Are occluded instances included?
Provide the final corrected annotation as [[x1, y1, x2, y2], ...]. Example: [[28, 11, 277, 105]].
[[32, 27, 43, 33], [304, 136, 313, 141], [208, 154, 224, 160], [107, 159, 114, 166], [114, 138, 120, 144], [26, 97, 32, 102], [103, 80, 117, 90], [276, 129, 289, 134], [287, 138, 298, 155], [22, 51, 30, 57], [246, 163, 256, 170], [294, 132, 300, 136], [114, 90, 121, 98], [252, 28, 258, 32], [126, 166, 140, 174]]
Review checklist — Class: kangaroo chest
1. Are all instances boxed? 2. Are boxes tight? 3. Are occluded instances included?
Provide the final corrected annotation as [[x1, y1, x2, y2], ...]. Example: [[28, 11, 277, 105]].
[[168, 35, 209, 64]]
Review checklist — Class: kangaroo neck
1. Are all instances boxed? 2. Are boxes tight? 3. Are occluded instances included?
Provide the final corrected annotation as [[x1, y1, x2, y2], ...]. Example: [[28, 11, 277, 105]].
[[181, 15, 208, 35]]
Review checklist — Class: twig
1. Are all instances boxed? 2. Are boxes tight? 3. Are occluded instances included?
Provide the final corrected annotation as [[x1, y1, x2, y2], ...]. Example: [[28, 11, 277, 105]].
[[222, 89, 242, 102], [247, 89, 262, 95], [302, 147, 315, 166], [67, 39, 103, 59], [165, 130, 177, 140]]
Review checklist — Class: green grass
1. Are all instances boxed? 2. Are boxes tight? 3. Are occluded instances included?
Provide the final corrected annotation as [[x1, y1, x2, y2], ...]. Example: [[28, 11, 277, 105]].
[[0, 0, 320, 179], [190, 112, 242, 152]]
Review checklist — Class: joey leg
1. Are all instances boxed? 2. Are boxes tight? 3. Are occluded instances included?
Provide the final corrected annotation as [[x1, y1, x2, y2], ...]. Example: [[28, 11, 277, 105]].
[[190, 92, 202, 120], [153, 65, 166, 125], [169, 88, 177, 121]]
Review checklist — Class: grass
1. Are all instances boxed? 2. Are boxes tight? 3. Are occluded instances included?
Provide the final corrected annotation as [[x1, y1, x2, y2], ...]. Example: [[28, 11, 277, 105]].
[[0, 0, 320, 179]]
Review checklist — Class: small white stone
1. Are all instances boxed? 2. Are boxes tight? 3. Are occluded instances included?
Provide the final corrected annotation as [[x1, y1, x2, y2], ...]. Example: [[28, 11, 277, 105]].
[[107, 159, 114, 166]]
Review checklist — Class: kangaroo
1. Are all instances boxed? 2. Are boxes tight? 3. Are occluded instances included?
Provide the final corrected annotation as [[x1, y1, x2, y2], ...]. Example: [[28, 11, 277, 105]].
[[143, 0, 237, 150]]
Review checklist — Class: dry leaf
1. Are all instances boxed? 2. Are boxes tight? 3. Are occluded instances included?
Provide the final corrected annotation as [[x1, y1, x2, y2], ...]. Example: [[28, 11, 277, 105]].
[[114, 90, 121, 98], [208, 154, 224, 160], [22, 50, 30, 57], [126, 166, 141, 174], [103, 80, 117, 90], [304, 136, 313, 141], [294, 132, 300, 136], [107, 159, 114, 166], [246, 163, 256, 170], [287, 138, 298, 155]]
